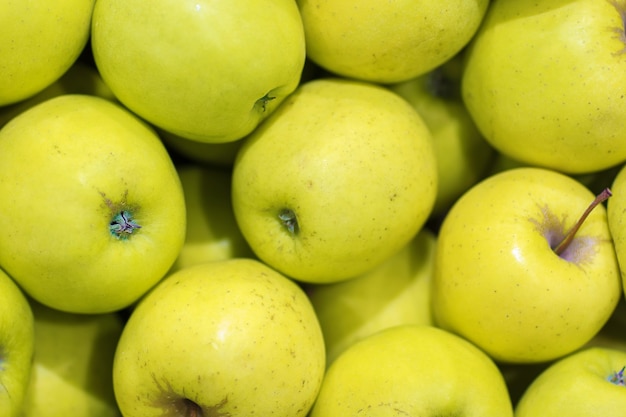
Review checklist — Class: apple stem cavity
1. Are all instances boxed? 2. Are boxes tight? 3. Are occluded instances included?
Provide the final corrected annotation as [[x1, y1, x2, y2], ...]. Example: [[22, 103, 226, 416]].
[[109, 210, 141, 239], [552, 188, 612, 256], [608, 366, 625, 386], [278, 208, 299, 235]]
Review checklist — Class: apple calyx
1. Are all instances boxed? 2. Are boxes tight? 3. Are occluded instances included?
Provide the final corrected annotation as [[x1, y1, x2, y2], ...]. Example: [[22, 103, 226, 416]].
[[278, 208, 299, 235], [608, 366, 625, 386], [552, 188, 612, 256], [255, 93, 276, 112], [109, 210, 141, 239]]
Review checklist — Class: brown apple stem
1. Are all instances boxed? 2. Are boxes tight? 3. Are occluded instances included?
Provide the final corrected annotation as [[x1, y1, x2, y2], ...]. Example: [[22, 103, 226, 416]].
[[553, 188, 612, 256]]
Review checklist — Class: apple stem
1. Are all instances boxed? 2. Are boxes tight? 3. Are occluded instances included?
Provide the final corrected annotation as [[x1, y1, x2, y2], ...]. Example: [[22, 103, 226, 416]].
[[109, 210, 141, 239], [552, 188, 612, 256], [608, 366, 625, 386]]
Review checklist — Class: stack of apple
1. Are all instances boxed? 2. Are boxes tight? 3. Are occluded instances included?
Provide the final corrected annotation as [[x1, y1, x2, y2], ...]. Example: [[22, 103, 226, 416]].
[[1, 0, 626, 416]]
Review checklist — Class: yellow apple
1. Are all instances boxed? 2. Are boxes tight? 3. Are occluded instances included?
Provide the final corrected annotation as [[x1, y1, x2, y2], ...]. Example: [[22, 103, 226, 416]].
[[232, 78, 437, 283], [168, 164, 254, 274], [389, 56, 495, 216], [0, 0, 95, 105], [21, 299, 123, 417], [433, 167, 621, 363], [91, 0, 306, 143], [297, 0, 489, 83], [305, 229, 436, 366], [0, 94, 186, 314], [462, 0, 626, 173], [113, 259, 326, 417], [0, 268, 34, 417], [515, 347, 626, 416], [309, 325, 514, 416]]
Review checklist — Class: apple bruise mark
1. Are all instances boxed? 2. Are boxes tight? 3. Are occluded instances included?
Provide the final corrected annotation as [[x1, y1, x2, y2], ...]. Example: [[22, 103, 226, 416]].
[[278, 208, 299, 235], [608, 0, 626, 54], [100, 190, 141, 240], [608, 366, 625, 386]]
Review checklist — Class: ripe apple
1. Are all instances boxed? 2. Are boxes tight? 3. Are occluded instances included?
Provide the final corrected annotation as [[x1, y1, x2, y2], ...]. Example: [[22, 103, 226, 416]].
[[0, 0, 95, 105], [606, 163, 626, 297], [0, 268, 34, 417], [113, 258, 326, 417], [305, 229, 436, 366], [309, 325, 514, 416], [432, 167, 622, 363], [91, 0, 306, 143], [462, 0, 626, 173], [21, 299, 123, 417], [0, 94, 186, 314], [389, 55, 495, 216], [232, 78, 438, 283], [515, 347, 626, 416], [168, 164, 254, 274], [297, 0, 489, 83], [0, 61, 116, 129]]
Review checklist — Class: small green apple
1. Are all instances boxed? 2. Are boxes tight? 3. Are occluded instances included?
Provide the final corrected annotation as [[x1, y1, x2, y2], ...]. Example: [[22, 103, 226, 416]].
[[168, 164, 254, 274], [0, 61, 116, 130], [462, 0, 626, 173], [113, 258, 326, 417], [305, 229, 436, 366], [433, 167, 622, 363], [0, 268, 34, 417], [232, 78, 437, 283], [515, 347, 626, 416], [0, 94, 186, 314], [607, 163, 626, 297], [309, 325, 514, 416], [21, 299, 123, 417], [389, 55, 495, 216], [0, 0, 95, 105], [297, 0, 489, 83], [91, 0, 306, 143]]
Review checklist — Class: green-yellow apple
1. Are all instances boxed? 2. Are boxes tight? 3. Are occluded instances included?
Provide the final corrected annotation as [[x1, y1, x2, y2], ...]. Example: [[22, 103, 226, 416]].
[[0, 61, 116, 129], [167, 164, 254, 274], [0, 268, 34, 417], [0, 94, 186, 314], [432, 167, 622, 363], [389, 55, 495, 216], [91, 0, 306, 143], [21, 299, 123, 417], [158, 129, 245, 168], [305, 229, 436, 366], [309, 325, 514, 416], [462, 0, 626, 174], [0, 0, 95, 105], [232, 78, 438, 284], [297, 0, 489, 83], [515, 347, 626, 416], [113, 258, 325, 417], [607, 163, 626, 297]]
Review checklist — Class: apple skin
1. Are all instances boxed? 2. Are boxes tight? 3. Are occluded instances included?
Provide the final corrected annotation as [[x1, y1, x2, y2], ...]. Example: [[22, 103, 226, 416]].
[[305, 229, 436, 366], [607, 163, 626, 297], [0, 268, 34, 417], [167, 164, 255, 274], [432, 167, 622, 363], [232, 78, 437, 284], [515, 347, 626, 416], [91, 0, 306, 143], [21, 299, 123, 417], [297, 0, 489, 83], [0, 94, 186, 314], [389, 55, 495, 216], [309, 325, 514, 417], [0, 0, 95, 105], [113, 258, 326, 417], [462, 0, 626, 174]]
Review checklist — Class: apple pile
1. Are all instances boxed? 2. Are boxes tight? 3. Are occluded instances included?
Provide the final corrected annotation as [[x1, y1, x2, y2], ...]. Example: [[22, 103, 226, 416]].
[[1, 0, 626, 416]]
